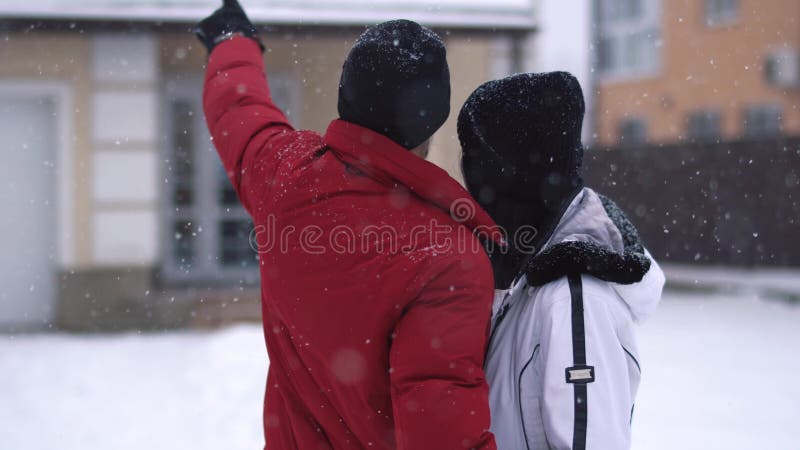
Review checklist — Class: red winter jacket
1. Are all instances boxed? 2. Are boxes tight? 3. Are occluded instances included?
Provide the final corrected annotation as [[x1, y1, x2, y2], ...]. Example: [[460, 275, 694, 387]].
[[203, 37, 499, 450]]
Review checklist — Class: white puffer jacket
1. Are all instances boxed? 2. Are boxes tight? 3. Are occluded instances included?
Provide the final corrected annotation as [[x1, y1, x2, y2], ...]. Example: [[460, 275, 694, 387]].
[[485, 188, 665, 450]]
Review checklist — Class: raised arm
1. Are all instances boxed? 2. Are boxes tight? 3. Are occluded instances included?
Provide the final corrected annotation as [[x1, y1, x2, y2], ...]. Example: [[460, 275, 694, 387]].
[[389, 255, 497, 450], [196, 0, 293, 213]]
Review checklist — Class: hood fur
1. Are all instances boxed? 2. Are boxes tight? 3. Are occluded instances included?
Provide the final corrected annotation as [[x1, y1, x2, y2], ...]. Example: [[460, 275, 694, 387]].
[[524, 190, 651, 287]]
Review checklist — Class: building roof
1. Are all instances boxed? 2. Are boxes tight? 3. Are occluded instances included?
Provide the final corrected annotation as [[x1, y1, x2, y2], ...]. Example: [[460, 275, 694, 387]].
[[0, 0, 537, 30]]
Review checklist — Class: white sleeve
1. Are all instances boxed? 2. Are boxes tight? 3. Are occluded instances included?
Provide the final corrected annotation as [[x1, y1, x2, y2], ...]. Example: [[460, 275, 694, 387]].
[[538, 274, 636, 449]]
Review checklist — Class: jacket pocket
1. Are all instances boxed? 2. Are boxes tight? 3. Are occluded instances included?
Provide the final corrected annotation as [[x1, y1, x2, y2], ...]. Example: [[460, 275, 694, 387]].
[[621, 344, 641, 424], [519, 344, 548, 450], [622, 345, 641, 374]]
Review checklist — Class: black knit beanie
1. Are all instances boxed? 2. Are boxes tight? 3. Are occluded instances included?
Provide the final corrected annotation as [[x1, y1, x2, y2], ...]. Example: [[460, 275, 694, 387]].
[[458, 71, 586, 288], [338, 20, 451, 149]]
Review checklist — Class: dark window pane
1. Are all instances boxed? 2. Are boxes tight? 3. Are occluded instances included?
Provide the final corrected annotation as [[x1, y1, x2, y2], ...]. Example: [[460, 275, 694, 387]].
[[267, 71, 298, 123], [173, 220, 196, 269], [687, 110, 722, 142], [219, 219, 257, 268], [601, 0, 643, 24], [744, 106, 782, 138], [706, 0, 739, 26], [598, 37, 614, 72], [619, 118, 647, 146], [622, 0, 644, 21], [171, 100, 194, 206], [217, 162, 241, 207]]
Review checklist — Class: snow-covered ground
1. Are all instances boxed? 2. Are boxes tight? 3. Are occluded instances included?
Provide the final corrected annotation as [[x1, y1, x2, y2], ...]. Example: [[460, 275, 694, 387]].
[[632, 291, 798, 449], [1, 291, 797, 449]]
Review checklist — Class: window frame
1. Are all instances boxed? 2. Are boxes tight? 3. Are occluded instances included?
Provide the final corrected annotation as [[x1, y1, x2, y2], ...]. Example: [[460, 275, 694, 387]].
[[596, 0, 662, 82], [159, 77, 261, 284], [618, 117, 648, 147]]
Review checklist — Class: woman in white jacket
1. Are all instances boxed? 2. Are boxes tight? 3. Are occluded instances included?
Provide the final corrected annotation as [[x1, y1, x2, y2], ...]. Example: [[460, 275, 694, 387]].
[[458, 72, 665, 449]]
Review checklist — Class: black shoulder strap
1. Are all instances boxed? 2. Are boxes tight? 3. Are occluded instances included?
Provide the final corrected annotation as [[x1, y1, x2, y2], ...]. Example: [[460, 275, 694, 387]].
[[566, 272, 593, 450]]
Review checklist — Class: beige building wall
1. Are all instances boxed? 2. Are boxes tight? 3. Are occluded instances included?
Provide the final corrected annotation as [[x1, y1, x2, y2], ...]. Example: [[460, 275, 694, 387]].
[[431, 35, 494, 184], [162, 31, 498, 184], [162, 30, 357, 134], [597, 0, 800, 146]]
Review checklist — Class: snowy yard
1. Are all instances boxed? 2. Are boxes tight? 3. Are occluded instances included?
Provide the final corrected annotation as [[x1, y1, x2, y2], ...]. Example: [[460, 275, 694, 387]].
[[1, 291, 797, 450]]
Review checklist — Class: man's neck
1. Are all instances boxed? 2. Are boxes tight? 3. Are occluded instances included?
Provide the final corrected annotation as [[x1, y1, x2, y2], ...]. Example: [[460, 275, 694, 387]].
[[410, 141, 430, 159]]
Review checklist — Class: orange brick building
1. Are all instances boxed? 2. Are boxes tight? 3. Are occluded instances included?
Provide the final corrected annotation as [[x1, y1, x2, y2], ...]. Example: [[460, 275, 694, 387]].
[[594, 0, 800, 147]]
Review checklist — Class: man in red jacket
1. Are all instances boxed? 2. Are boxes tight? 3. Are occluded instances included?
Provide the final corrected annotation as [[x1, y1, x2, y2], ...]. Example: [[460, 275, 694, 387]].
[[195, 2, 499, 449]]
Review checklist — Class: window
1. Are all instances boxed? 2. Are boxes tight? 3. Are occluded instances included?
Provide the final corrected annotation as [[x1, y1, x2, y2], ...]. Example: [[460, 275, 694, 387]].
[[764, 49, 800, 88], [161, 74, 299, 282], [743, 106, 782, 138], [686, 110, 722, 143], [618, 118, 647, 147], [705, 0, 739, 27], [597, 0, 661, 78]]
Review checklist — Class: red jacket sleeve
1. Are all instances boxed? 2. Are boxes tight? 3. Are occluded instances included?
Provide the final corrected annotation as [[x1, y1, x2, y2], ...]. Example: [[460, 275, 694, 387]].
[[389, 253, 497, 450], [203, 37, 293, 214]]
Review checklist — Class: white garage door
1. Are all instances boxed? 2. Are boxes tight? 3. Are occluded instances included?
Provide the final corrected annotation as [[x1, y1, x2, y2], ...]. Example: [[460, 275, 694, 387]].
[[0, 94, 57, 328]]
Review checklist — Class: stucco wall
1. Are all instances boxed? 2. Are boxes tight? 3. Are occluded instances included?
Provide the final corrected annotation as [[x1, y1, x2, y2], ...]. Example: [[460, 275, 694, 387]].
[[596, 0, 800, 146], [429, 35, 493, 184]]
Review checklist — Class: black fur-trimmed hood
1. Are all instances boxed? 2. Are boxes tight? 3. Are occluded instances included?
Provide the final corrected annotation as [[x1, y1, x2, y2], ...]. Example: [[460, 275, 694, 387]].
[[523, 189, 652, 287]]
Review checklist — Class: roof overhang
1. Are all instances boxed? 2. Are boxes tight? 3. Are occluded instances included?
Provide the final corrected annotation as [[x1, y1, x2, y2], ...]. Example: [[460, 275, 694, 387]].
[[0, 0, 537, 30]]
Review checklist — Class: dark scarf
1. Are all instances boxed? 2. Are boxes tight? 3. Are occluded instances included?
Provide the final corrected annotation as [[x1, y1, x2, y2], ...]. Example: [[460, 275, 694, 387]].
[[483, 177, 584, 289]]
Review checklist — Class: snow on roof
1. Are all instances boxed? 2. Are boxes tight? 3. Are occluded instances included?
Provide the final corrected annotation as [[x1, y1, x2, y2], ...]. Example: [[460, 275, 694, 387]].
[[0, 0, 537, 30]]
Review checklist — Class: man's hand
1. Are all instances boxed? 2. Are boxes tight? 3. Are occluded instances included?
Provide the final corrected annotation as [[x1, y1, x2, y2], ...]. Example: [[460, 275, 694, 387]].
[[194, 0, 264, 53]]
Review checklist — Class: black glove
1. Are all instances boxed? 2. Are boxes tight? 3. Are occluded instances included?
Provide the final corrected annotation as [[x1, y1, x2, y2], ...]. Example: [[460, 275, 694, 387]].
[[194, 0, 264, 53]]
